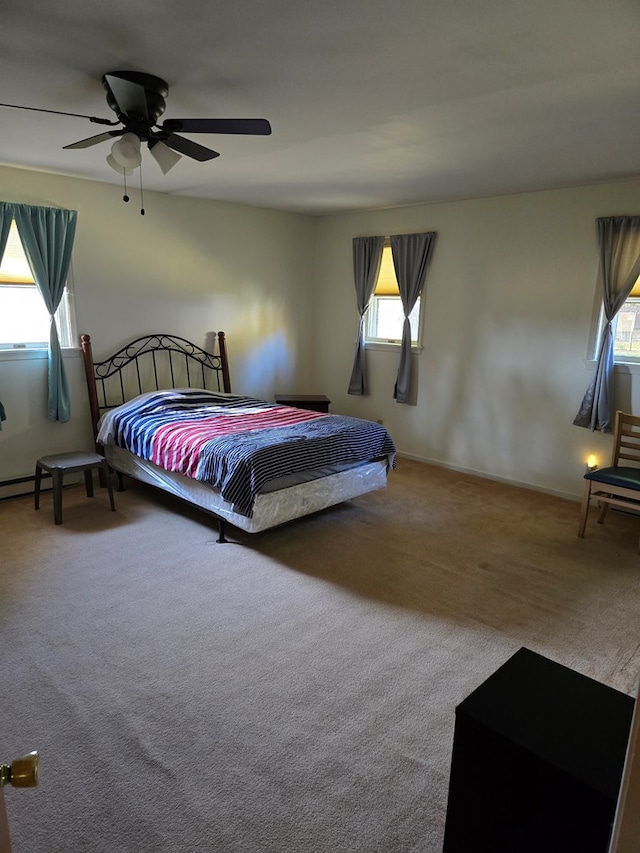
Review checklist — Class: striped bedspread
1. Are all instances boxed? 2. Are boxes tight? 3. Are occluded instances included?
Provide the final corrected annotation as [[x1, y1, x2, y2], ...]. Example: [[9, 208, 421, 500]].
[[97, 389, 396, 516]]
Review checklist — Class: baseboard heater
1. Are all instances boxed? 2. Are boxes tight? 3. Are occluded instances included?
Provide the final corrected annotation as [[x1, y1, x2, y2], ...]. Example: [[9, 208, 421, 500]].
[[1, 471, 87, 502], [0, 473, 51, 502]]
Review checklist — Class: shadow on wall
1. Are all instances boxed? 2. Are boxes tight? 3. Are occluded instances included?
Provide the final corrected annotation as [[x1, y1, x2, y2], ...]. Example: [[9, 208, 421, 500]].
[[429, 307, 603, 494], [403, 354, 420, 406]]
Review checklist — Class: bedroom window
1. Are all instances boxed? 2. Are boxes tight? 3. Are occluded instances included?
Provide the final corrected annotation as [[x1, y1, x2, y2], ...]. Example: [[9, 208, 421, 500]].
[[612, 277, 640, 360], [0, 220, 74, 349], [364, 243, 421, 346]]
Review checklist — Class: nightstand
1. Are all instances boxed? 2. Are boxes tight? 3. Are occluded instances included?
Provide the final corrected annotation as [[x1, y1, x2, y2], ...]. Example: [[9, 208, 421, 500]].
[[275, 394, 331, 413]]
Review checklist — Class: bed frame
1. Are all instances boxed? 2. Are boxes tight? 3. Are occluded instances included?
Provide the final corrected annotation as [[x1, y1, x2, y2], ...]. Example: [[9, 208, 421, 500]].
[[81, 332, 233, 541], [81, 332, 231, 442], [81, 332, 390, 543]]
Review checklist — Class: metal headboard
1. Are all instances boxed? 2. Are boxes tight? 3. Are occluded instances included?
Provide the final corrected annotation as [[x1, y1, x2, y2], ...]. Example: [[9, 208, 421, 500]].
[[81, 332, 231, 442]]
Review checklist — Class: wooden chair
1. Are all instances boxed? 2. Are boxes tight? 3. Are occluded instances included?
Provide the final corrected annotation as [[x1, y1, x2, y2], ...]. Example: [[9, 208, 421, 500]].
[[578, 411, 640, 549]]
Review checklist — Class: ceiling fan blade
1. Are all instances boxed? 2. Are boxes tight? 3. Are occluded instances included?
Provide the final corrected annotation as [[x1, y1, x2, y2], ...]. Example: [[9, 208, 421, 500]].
[[163, 133, 220, 162], [63, 129, 124, 150], [0, 102, 117, 126], [104, 73, 148, 120], [162, 118, 271, 136]]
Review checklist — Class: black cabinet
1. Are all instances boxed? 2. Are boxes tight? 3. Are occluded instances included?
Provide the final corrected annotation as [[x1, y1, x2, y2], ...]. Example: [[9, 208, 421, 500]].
[[443, 647, 634, 853]]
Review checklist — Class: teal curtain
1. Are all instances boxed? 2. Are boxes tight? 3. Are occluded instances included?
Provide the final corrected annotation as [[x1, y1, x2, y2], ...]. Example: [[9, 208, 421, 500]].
[[0, 203, 11, 256], [0, 203, 13, 428], [12, 204, 78, 422]]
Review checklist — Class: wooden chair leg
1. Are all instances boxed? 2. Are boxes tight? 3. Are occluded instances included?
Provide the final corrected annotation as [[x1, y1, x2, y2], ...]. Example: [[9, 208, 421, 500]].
[[578, 481, 592, 538], [597, 501, 610, 525]]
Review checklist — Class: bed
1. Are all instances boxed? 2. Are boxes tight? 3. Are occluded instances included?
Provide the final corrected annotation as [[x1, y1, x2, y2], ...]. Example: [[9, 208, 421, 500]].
[[81, 332, 396, 542]]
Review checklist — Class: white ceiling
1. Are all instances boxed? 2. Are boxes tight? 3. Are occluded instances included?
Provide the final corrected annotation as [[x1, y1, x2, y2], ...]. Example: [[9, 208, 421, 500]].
[[1, 0, 638, 216]]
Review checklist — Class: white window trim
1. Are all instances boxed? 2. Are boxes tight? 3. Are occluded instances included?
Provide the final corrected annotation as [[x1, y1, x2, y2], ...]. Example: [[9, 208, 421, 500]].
[[585, 249, 640, 369], [363, 242, 426, 351], [364, 298, 424, 349], [0, 222, 77, 350], [0, 283, 77, 350], [0, 347, 80, 362], [582, 355, 640, 377], [610, 297, 640, 367], [365, 341, 424, 354], [585, 301, 640, 371]]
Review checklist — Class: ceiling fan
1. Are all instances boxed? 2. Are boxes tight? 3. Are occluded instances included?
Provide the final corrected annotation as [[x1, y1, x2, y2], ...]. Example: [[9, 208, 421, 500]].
[[0, 70, 272, 174]]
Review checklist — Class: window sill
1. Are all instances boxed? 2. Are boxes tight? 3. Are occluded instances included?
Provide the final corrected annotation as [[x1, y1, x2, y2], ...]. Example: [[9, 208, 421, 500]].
[[584, 359, 640, 375], [365, 342, 424, 354], [0, 347, 80, 362], [615, 361, 640, 375]]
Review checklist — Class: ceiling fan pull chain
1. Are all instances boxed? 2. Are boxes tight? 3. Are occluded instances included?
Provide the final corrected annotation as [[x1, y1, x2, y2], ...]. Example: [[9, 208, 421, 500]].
[[139, 160, 145, 216], [122, 170, 129, 204]]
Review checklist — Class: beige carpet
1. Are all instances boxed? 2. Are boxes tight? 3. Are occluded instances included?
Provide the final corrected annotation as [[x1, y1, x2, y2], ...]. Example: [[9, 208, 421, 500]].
[[2, 458, 640, 852]]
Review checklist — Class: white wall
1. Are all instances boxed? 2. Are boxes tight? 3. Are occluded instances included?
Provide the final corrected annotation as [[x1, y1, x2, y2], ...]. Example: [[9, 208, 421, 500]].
[[2, 164, 639, 501], [0, 165, 316, 483], [312, 179, 640, 500]]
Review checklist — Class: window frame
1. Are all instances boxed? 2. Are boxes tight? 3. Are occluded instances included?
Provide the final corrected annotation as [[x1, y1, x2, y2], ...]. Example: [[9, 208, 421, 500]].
[[611, 272, 640, 363], [588, 272, 640, 366], [364, 242, 425, 351], [0, 220, 76, 351]]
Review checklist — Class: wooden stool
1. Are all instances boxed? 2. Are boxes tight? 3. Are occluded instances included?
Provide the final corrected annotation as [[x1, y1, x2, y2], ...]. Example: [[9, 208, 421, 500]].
[[34, 451, 116, 525]]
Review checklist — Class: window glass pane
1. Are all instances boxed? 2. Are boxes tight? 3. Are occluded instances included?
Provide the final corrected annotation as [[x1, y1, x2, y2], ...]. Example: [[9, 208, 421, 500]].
[[376, 297, 404, 339], [0, 286, 50, 345], [614, 300, 640, 359], [0, 220, 74, 348], [364, 242, 423, 346], [367, 295, 420, 343]]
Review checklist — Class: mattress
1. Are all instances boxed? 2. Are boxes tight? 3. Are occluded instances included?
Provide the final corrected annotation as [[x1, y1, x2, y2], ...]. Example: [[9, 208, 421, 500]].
[[97, 389, 396, 519], [105, 445, 389, 534]]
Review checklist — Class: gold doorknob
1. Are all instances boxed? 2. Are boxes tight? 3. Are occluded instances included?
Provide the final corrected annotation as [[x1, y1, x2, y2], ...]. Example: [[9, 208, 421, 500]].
[[0, 752, 39, 788]]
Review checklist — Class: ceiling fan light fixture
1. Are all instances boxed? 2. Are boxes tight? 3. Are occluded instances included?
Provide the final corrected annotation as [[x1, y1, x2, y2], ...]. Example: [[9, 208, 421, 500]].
[[106, 153, 134, 176], [5, 70, 271, 206], [149, 141, 182, 174], [110, 132, 142, 169]]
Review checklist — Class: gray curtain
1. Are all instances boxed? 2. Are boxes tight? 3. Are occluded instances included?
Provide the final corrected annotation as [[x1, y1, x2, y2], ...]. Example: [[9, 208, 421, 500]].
[[0, 203, 13, 428], [574, 216, 640, 432], [390, 231, 436, 404], [0, 204, 11, 257], [348, 236, 384, 395], [12, 203, 78, 422]]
